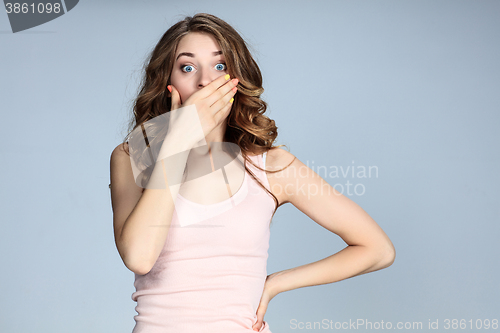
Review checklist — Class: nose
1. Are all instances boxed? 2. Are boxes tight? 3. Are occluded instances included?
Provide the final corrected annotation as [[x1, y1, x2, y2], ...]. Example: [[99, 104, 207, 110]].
[[197, 66, 219, 89]]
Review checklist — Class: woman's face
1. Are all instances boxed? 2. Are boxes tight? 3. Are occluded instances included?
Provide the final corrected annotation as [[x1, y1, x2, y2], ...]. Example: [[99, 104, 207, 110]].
[[170, 32, 229, 104]]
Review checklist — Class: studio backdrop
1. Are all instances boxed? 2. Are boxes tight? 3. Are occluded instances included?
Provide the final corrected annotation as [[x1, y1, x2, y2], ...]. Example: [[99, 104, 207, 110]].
[[1, 1, 498, 332]]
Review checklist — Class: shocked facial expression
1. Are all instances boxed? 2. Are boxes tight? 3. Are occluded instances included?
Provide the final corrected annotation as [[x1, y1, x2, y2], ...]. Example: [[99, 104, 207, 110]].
[[169, 32, 229, 104]]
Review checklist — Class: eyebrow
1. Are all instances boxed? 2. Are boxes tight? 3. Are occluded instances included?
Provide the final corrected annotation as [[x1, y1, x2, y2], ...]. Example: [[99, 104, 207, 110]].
[[176, 50, 223, 61]]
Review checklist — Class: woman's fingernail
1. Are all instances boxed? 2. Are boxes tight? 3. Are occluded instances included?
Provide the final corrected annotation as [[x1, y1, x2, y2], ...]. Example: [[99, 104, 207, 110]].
[[167, 85, 172, 93], [225, 74, 230, 80]]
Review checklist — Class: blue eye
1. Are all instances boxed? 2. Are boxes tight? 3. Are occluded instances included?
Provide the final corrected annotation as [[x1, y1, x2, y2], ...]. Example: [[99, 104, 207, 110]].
[[180, 62, 226, 73], [215, 63, 227, 71], [180, 64, 194, 73]]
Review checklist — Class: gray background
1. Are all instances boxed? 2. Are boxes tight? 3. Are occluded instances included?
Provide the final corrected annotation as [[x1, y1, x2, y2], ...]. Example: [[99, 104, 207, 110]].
[[1, 0, 498, 332]]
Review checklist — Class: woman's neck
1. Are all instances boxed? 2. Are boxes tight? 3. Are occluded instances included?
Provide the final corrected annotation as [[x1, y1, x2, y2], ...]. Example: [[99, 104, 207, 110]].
[[204, 120, 227, 145]]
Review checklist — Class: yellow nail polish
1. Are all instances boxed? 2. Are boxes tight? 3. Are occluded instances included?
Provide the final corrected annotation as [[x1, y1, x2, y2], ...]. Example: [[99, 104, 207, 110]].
[[230, 97, 234, 103], [225, 74, 230, 80]]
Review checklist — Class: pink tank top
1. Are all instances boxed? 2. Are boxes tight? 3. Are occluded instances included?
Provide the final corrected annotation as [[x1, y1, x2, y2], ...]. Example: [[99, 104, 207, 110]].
[[131, 152, 274, 333]]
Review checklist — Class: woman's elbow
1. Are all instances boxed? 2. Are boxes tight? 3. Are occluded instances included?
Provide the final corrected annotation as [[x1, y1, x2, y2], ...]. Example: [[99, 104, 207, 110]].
[[378, 240, 396, 269], [119, 244, 154, 275], [124, 256, 153, 276]]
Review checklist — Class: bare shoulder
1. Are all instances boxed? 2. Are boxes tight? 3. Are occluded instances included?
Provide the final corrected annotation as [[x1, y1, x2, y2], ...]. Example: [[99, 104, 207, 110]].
[[110, 141, 144, 194], [263, 147, 298, 206], [265, 146, 297, 171], [110, 142, 135, 177], [110, 142, 129, 184], [110, 141, 129, 162]]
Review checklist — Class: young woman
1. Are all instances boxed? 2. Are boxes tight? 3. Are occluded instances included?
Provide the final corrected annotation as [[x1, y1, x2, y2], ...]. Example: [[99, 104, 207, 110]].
[[110, 13, 395, 333]]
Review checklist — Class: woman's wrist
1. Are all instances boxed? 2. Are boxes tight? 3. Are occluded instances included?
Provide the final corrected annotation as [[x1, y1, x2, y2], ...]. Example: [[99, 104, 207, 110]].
[[267, 270, 289, 298]]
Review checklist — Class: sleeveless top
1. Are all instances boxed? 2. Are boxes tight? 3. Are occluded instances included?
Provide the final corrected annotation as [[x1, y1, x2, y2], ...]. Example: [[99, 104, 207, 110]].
[[131, 152, 274, 333]]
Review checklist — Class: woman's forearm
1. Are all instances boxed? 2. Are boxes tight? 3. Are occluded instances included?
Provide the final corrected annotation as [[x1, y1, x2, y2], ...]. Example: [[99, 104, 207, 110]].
[[269, 244, 395, 297], [118, 139, 193, 275]]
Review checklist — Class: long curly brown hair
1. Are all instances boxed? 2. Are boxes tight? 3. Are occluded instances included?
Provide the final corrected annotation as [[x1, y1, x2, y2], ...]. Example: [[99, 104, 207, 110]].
[[121, 13, 294, 218]]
